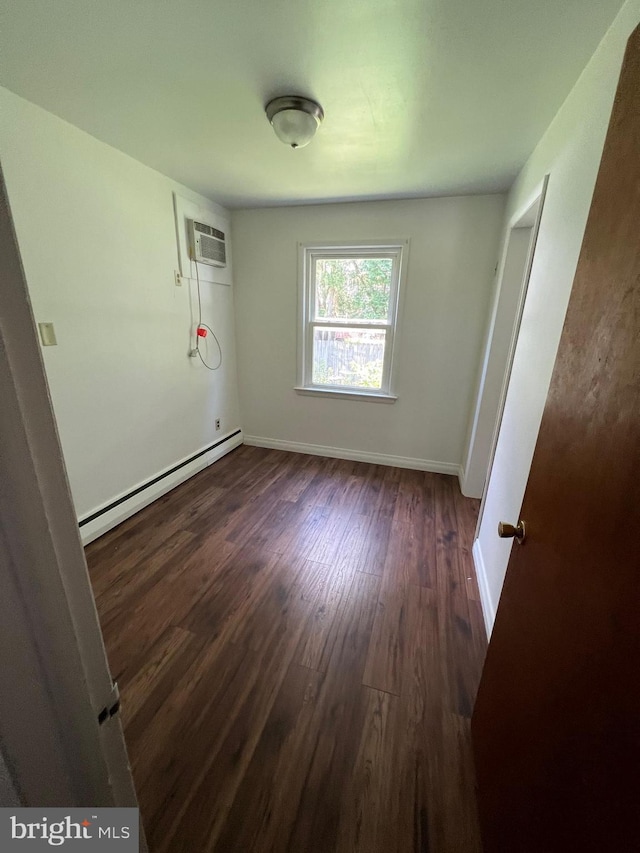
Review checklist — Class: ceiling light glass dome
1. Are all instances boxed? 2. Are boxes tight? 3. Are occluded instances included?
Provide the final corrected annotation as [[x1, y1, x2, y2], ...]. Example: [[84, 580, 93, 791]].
[[266, 96, 324, 149]]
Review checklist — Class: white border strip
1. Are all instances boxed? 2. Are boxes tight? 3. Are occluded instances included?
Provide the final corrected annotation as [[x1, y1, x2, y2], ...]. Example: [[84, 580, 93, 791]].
[[243, 434, 461, 476], [473, 538, 495, 639], [79, 430, 243, 544]]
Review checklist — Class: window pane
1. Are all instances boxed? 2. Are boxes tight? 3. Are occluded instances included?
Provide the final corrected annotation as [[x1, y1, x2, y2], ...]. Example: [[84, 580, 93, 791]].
[[314, 257, 393, 322], [312, 326, 386, 389]]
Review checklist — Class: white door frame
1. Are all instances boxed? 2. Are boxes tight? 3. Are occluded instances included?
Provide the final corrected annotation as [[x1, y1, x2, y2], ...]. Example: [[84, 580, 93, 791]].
[[461, 176, 549, 500], [0, 165, 139, 814], [473, 175, 549, 535]]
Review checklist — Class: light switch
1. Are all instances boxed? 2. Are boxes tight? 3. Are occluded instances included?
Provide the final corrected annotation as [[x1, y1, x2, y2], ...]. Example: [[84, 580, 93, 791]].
[[38, 322, 57, 346]]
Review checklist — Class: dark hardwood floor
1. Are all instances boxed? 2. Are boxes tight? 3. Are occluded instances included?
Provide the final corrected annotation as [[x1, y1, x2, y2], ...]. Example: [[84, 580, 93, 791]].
[[86, 445, 487, 852]]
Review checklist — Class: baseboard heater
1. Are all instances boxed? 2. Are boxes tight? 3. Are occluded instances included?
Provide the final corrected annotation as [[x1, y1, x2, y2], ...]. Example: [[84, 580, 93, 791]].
[[78, 429, 242, 528]]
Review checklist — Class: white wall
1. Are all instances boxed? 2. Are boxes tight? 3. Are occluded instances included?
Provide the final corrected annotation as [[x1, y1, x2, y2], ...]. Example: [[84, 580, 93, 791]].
[[0, 87, 242, 539], [473, 0, 640, 634], [232, 196, 505, 472]]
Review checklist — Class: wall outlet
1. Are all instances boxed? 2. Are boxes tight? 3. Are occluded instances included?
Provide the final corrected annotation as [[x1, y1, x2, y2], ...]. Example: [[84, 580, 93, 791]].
[[174, 270, 183, 287], [215, 419, 221, 431], [38, 322, 57, 346]]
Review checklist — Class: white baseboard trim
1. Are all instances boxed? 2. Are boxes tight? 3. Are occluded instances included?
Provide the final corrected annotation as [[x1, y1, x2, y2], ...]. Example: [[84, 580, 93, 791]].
[[79, 429, 244, 544], [459, 467, 485, 499], [473, 538, 495, 639], [243, 435, 461, 477]]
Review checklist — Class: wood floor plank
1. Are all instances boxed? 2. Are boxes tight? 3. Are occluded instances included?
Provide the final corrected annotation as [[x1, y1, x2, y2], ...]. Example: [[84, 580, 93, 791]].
[[334, 686, 399, 853], [102, 534, 239, 678], [121, 628, 208, 741], [303, 508, 354, 565], [392, 584, 443, 851], [285, 571, 382, 853], [297, 560, 357, 672], [348, 463, 389, 516], [361, 497, 436, 695], [227, 555, 326, 652], [119, 625, 200, 724], [178, 544, 278, 639], [212, 662, 325, 853], [334, 508, 392, 577], [94, 529, 199, 629], [294, 455, 344, 507], [200, 444, 270, 490], [362, 582, 408, 696], [277, 453, 324, 502], [422, 472, 438, 587], [393, 467, 427, 525], [158, 569, 324, 851], [87, 445, 486, 852], [240, 498, 317, 555], [305, 463, 364, 517], [436, 713, 484, 852], [132, 638, 257, 845], [434, 474, 484, 719]]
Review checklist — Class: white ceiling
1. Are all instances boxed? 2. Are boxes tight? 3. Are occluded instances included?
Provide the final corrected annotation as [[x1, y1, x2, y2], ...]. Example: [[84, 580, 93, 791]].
[[0, 0, 625, 208]]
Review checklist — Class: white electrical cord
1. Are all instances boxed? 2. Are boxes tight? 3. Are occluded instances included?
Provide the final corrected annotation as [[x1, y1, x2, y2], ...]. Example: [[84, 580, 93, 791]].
[[193, 259, 223, 371]]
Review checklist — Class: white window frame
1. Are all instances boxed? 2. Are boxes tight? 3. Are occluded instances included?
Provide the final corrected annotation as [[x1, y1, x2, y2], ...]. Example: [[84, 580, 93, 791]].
[[296, 240, 408, 402]]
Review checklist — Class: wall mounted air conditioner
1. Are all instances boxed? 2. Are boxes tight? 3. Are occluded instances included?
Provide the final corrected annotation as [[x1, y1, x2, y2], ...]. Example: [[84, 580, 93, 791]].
[[187, 219, 227, 268]]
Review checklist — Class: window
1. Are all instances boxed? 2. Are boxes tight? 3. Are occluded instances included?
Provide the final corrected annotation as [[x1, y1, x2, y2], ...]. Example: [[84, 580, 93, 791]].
[[297, 242, 406, 401]]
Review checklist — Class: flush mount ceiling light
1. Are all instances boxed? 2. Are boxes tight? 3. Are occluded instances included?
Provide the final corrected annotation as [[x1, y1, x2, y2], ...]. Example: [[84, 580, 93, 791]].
[[265, 95, 324, 149]]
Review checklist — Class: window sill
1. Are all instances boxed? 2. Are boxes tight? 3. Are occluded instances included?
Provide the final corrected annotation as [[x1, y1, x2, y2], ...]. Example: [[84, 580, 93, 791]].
[[294, 386, 398, 403]]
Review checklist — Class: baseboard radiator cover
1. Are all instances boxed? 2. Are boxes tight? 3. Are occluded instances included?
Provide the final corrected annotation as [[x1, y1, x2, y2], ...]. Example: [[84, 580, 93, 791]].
[[78, 429, 243, 544]]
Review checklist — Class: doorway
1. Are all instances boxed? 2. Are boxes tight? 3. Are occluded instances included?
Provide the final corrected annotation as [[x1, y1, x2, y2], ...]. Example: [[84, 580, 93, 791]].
[[476, 180, 547, 535], [469, 180, 548, 633]]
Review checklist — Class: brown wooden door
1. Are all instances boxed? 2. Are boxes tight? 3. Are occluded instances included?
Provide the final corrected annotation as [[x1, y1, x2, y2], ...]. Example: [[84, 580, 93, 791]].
[[471, 24, 640, 853]]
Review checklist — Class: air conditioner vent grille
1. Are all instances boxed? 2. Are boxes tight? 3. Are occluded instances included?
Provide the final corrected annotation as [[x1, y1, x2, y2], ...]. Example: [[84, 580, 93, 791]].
[[194, 222, 225, 241], [188, 218, 227, 268], [199, 233, 226, 265]]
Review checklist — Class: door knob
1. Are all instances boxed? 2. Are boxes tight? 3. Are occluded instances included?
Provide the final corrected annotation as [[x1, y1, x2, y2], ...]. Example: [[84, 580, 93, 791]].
[[498, 520, 526, 544]]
